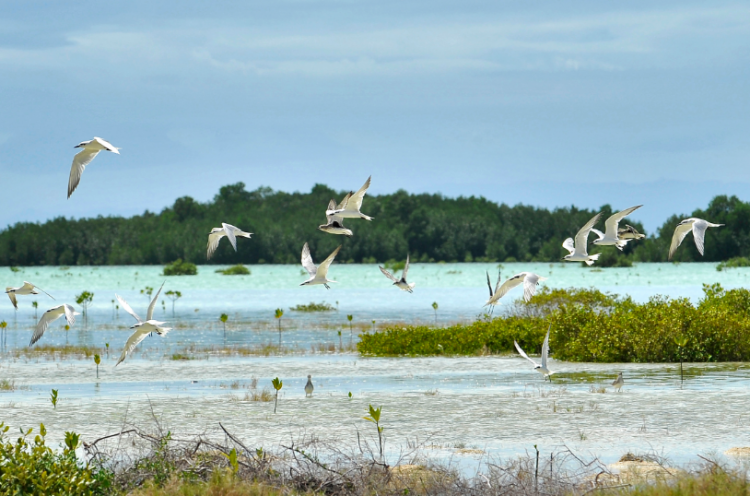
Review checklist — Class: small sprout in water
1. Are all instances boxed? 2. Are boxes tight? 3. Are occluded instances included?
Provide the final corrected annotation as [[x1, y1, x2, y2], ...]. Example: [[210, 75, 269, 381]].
[[50, 389, 58, 409], [94, 354, 101, 379], [220, 313, 228, 343], [348, 391, 352, 399], [272, 377, 283, 413], [363, 404, 384, 459], [275, 309, 284, 346]]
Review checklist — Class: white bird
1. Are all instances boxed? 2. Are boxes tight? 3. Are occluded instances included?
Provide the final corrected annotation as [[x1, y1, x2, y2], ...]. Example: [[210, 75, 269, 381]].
[[562, 213, 602, 266], [300, 243, 342, 289], [30, 304, 78, 346], [618, 224, 645, 241], [612, 372, 624, 392], [514, 325, 554, 381], [379, 254, 415, 293], [591, 205, 642, 251], [485, 271, 545, 313], [668, 218, 724, 261], [6, 281, 55, 309], [115, 282, 171, 366], [207, 223, 253, 260], [326, 176, 373, 221], [305, 375, 314, 397], [67, 137, 120, 198], [318, 198, 353, 237]]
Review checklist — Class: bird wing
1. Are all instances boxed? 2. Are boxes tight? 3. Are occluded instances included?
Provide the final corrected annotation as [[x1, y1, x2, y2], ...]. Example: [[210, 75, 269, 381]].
[[116, 294, 142, 323], [562, 238, 575, 255], [222, 223, 238, 251], [301, 243, 317, 277], [21, 281, 35, 292], [93, 137, 120, 153], [6, 290, 17, 309], [492, 273, 526, 302], [541, 325, 551, 368], [206, 231, 224, 260], [31, 282, 55, 300], [348, 176, 371, 211], [691, 219, 710, 256], [485, 271, 494, 297], [668, 220, 694, 261], [514, 340, 538, 367], [146, 282, 165, 321], [590, 228, 605, 241], [317, 245, 342, 279], [62, 304, 78, 326], [30, 306, 64, 346], [605, 205, 642, 238], [116, 327, 151, 366], [574, 213, 601, 255], [402, 253, 410, 280], [67, 148, 101, 198], [325, 199, 340, 223], [379, 266, 398, 283], [522, 273, 541, 302]]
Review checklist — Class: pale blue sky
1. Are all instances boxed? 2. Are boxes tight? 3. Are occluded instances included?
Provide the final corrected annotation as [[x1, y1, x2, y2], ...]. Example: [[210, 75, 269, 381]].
[[0, 1, 748, 231]]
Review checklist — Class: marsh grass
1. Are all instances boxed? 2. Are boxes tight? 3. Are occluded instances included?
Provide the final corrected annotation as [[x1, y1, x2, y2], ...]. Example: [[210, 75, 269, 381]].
[[244, 388, 273, 402], [11, 344, 101, 359], [0, 379, 17, 391], [589, 385, 607, 394], [290, 302, 336, 312]]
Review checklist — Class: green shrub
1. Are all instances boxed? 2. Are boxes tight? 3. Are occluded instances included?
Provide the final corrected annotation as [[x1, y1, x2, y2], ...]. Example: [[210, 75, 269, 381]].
[[590, 250, 633, 268], [290, 302, 336, 312], [0, 422, 112, 495], [716, 256, 750, 271], [163, 259, 197, 276], [214, 264, 250, 275]]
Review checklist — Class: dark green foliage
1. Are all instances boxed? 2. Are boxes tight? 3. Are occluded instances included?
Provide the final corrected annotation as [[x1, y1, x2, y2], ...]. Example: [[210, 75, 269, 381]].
[[0, 422, 112, 495], [359, 284, 750, 362], [716, 256, 750, 271], [214, 264, 250, 275], [289, 302, 336, 312], [162, 259, 197, 276]]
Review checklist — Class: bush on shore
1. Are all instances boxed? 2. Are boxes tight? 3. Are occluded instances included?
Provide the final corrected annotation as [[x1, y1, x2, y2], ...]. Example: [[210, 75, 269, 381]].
[[162, 259, 197, 276], [358, 284, 750, 362]]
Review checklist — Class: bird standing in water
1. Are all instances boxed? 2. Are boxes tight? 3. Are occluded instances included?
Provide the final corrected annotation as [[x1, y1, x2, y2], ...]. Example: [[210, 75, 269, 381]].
[[305, 375, 314, 397]]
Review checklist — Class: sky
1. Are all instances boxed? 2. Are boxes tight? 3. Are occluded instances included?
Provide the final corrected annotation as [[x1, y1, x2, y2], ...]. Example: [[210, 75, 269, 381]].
[[0, 1, 748, 232]]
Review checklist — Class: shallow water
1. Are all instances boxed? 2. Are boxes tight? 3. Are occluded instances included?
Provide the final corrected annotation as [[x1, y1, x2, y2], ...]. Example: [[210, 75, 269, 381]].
[[1, 262, 750, 466]]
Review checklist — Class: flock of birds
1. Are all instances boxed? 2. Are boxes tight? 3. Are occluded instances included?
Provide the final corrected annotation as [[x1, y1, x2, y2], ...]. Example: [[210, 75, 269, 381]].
[[2, 137, 727, 381]]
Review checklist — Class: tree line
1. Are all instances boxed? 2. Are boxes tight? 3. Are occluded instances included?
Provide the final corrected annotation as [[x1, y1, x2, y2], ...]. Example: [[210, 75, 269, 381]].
[[0, 182, 748, 266]]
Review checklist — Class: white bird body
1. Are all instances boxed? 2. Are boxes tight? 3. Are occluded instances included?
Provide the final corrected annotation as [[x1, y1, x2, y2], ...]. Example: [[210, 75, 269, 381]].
[[305, 375, 314, 397], [485, 271, 545, 307], [591, 205, 642, 251], [116, 282, 171, 366], [67, 137, 120, 198], [514, 326, 554, 380], [300, 243, 342, 289], [668, 218, 723, 261], [207, 223, 253, 259], [326, 176, 373, 220], [612, 372, 624, 392], [379, 254, 415, 292], [30, 304, 78, 346], [562, 213, 602, 265], [319, 198, 353, 237], [6, 281, 54, 309]]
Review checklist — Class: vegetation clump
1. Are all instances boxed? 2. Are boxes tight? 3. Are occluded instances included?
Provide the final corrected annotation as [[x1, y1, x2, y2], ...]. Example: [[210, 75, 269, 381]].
[[716, 256, 750, 271], [290, 302, 336, 312], [359, 284, 750, 363], [214, 264, 251, 275], [162, 259, 197, 276]]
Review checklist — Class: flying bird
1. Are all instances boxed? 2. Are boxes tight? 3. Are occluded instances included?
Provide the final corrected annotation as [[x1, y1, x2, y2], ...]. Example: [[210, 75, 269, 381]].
[[514, 325, 554, 381], [668, 218, 724, 261], [562, 213, 602, 266], [379, 254, 415, 293], [67, 137, 120, 198], [300, 243, 342, 289], [30, 304, 78, 346], [318, 199, 353, 237], [6, 281, 55, 309], [305, 375, 314, 397], [207, 223, 253, 260], [618, 224, 645, 241], [326, 176, 373, 221], [485, 271, 545, 313], [115, 282, 171, 366], [612, 372, 624, 392], [591, 205, 643, 251]]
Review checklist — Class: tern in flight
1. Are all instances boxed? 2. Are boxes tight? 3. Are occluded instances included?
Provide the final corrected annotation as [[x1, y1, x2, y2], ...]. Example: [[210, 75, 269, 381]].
[[668, 218, 724, 261], [318, 199, 353, 237], [300, 243, 342, 289], [379, 254, 415, 293], [618, 224, 645, 241], [591, 205, 642, 251], [6, 281, 55, 309], [115, 282, 171, 366], [485, 271, 545, 315], [562, 213, 602, 266], [514, 325, 554, 381], [30, 304, 78, 346], [67, 137, 120, 198], [207, 223, 253, 260], [326, 176, 373, 221]]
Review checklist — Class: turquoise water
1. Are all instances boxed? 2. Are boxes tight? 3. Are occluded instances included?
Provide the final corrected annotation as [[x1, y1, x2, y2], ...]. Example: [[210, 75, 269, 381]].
[[1, 262, 750, 466]]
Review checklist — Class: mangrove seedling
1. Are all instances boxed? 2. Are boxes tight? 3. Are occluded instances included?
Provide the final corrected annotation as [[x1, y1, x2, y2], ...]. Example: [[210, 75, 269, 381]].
[[220, 313, 228, 344], [105, 342, 109, 358], [64, 324, 70, 344], [432, 301, 439, 325], [275, 308, 283, 346], [32, 300, 38, 319], [111, 299, 116, 318], [272, 377, 283, 413], [347, 314, 353, 345], [94, 354, 100, 379], [50, 389, 58, 409], [64, 431, 80, 452], [348, 391, 352, 399], [0, 321, 6, 349], [674, 335, 689, 386], [363, 404, 384, 460], [140, 286, 153, 303], [221, 447, 239, 475], [338, 330, 343, 351], [75, 291, 94, 319], [165, 290, 182, 317]]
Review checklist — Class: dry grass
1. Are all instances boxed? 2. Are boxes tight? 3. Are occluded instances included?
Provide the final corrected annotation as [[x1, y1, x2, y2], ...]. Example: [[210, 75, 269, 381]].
[[0, 379, 16, 391], [11, 344, 101, 359], [244, 388, 273, 402], [129, 470, 301, 495]]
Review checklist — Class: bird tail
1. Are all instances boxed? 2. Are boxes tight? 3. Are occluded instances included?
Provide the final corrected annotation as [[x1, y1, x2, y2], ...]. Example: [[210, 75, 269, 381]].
[[585, 254, 601, 266], [360, 213, 373, 221], [615, 239, 629, 251]]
